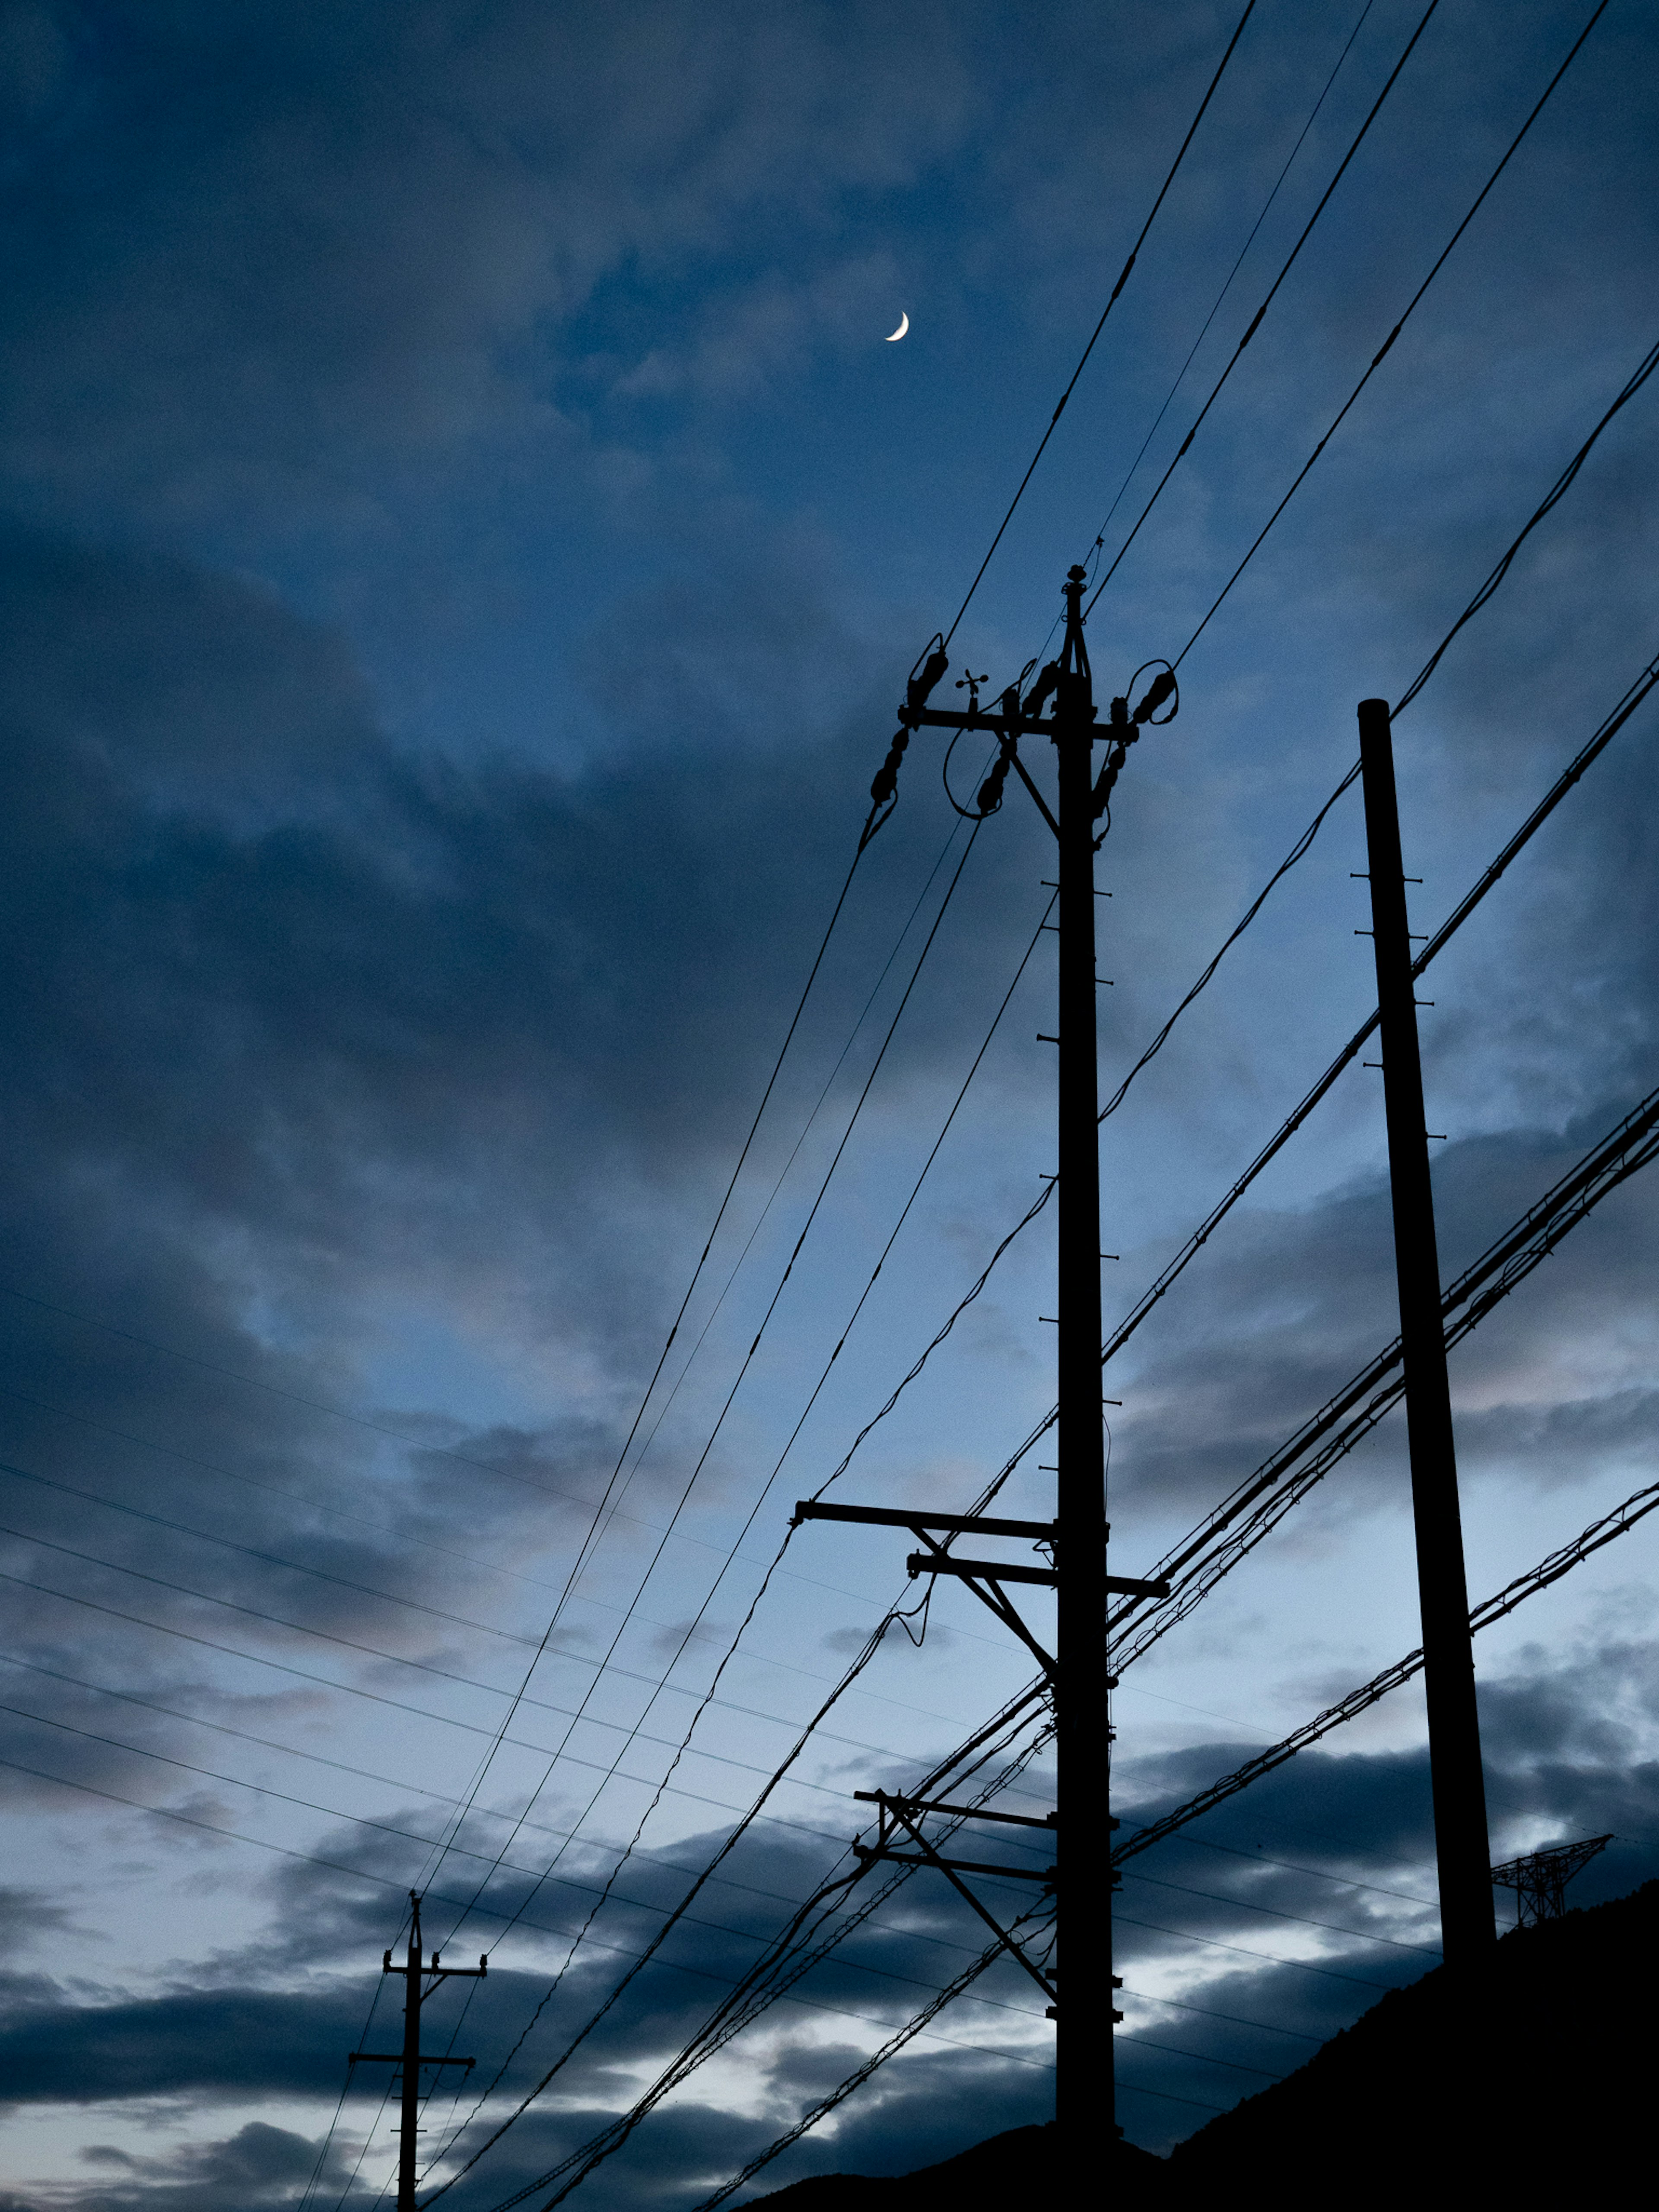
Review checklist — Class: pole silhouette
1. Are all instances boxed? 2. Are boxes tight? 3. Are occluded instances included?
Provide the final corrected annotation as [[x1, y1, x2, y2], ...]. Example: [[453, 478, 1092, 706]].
[[1357, 697, 1494, 1960], [1052, 566, 1116, 2128], [350, 1892, 486, 2208]]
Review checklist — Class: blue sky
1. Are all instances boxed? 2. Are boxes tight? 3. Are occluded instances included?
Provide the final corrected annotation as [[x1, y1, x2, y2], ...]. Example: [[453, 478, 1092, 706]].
[[2, 1, 1658, 2203]]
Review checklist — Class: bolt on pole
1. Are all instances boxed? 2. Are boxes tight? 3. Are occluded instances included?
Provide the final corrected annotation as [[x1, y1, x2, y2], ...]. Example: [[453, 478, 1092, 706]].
[[1054, 565, 1116, 2129], [1357, 698, 1494, 1961]]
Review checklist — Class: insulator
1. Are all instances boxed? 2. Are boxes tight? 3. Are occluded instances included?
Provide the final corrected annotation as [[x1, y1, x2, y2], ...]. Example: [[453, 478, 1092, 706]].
[[869, 728, 909, 805], [1025, 661, 1062, 716], [1132, 667, 1177, 723], [906, 644, 951, 713]]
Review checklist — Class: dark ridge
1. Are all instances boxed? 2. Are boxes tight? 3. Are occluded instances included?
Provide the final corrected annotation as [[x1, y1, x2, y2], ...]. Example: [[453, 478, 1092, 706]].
[[756, 1880, 1653, 2204], [754, 2122, 1161, 2205], [1170, 1876, 1651, 2190]]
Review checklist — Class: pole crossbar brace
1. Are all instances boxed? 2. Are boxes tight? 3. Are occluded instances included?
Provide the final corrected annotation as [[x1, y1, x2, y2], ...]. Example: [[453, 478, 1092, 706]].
[[795, 1500, 1057, 1541], [853, 1844, 1056, 1883], [909, 1552, 1058, 1587], [907, 1553, 1169, 1599], [857, 1795, 1060, 2000], [856, 1789, 1057, 1831]]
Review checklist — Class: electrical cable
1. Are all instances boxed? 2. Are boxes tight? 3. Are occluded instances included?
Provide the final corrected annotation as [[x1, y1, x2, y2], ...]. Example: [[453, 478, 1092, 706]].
[[416, 820, 973, 1909], [454, 851, 1053, 1992], [1106, 1081, 1659, 1673], [1085, 0, 1443, 619], [813, 629, 1659, 1537], [0, 1372, 1012, 1703], [0, 1739, 1046, 2079], [1172, 1831, 1437, 1911], [1172, 0, 1611, 667], [1114, 1467, 1659, 1869], [435, 1687, 1058, 2202], [1114, 2031, 1286, 2080], [419, 1604, 928, 2198], [675, 1908, 1058, 2212], [425, 825, 988, 1970], [0, 1524, 940, 1824], [597, 817, 976, 1529], [943, 0, 1260, 644], [1081, 0, 1378, 582], [1119, 1985, 1323, 2044], [1392, 329, 1659, 715], [0, 1649, 920, 1916], [423, 1672, 1057, 2196], [1096, 763, 1362, 1124], [401, 836, 1072, 2193], [728, 888, 1056, 1521], [967, 643, 1659, 1515], [1113, 1914, 1392, 1990], [1118, 1866, 1440, 1955]]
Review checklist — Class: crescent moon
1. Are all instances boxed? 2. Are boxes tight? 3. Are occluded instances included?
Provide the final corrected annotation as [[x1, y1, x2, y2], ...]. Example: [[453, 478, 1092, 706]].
[[886, 312, 909, 342]]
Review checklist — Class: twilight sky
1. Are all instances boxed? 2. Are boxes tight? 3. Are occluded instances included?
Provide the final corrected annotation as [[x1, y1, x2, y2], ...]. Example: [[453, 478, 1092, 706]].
[[3, 2, 1659, 2204]]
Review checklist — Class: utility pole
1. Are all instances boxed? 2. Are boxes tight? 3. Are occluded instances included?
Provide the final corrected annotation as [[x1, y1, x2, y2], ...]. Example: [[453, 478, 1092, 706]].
[[350, 1891, 487, 2210], [1051, 564, 1114, 2134], [798, 570, 1175, 2137], [1357, 698, 1495, 1961]]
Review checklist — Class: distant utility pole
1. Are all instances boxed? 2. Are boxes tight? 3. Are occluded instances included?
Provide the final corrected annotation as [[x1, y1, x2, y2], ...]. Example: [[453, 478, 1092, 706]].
[[350, 1891, 487, 2210], [798, 569, 1176, 2137], [1357, 698, 1495, 1961]]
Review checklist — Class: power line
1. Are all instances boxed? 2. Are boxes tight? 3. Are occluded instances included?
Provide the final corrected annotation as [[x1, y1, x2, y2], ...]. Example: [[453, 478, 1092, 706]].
[[0, 1673, 1049, 2021], [1118, 1867, 1440, 1955], [1097, 763, 1361, 1124], [1081, 0, 1378, 577], [1119, 1984, 1323, 2044], [597, 814, 978, 1535], [1115, 1467, 1659, 1867], [0, 1649, 930, 1922], [424, 826, 988, 1965], [1096, 642, 1659, 1364], [1173, 0, 1612, 667], [0, 1371, 1011, 1699], [451, 855, 1052, 1984], [1114, 2030, 1286, 2080], [967, 640, 1659, 1516], [811, 620, 1658, 1552], [1393, 328, 1659, 714], [1113, 1914, 1392, 1990], [424, 1681, 1056, 2197], [0, 1521, 943, 1823], [1109, 1080, 1659, 1672], [469, 1696, 1059, 2202], [0, 1738, 1047, 2063], [418, 819, 982, 1913], [678, 1909, 1058, 2212], [1173, 1831, 1438, 1911], [944, 0, 1260, 643], [1085, 0, 1443, 618]]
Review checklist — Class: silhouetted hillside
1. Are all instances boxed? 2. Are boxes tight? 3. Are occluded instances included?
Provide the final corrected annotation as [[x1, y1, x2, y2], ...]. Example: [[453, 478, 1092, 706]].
[[1170, 1877, 1650, 2192], [758, 1881, 1653, 2205], [755, 2121, 1161, 2205]]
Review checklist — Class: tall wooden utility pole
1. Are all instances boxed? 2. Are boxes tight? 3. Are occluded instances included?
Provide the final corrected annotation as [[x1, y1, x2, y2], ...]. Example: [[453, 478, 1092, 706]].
[[1052, 563, 1116, 2130], [1357, 697, 1494, 1960], [798, 571, 1176, 2134]]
